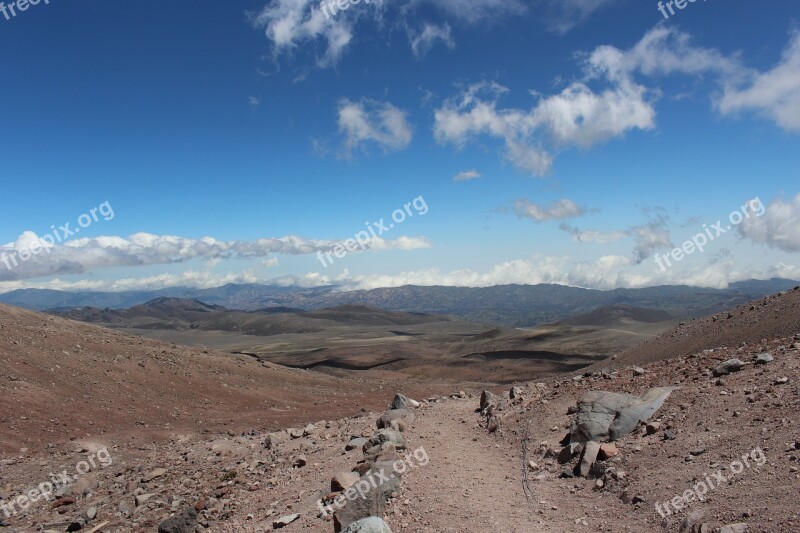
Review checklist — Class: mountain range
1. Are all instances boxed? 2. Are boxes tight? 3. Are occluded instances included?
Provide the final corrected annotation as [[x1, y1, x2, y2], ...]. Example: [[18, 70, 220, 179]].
[[3, 278, 798, 327]]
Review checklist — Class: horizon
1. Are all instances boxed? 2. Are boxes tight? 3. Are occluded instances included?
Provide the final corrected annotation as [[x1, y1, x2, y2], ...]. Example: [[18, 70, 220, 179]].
[[1, 0, 799, 293]]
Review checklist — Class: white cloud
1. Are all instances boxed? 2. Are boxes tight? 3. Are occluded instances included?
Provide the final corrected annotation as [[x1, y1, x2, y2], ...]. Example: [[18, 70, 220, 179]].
[[587, 26, 743, 81], [338, 98, 413, 155], [590, 27, 800, 132], [514, 198, 587, 222], [453, 169, 481, 182], [251, 0, 523, 68], [410, 23, 455, 58], [739, 194, 800, 252], [250, 0, 372, 67], [434, 75, 655, 175], [0, 231, 431, 282], [718, 32, 800, 131]]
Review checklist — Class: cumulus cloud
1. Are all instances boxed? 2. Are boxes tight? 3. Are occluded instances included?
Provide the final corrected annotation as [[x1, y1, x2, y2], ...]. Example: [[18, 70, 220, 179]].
[[453, 169, 481, 182], [739, 194, 800, 252], [718, 32, 800, 131], [590, 26, 800, 132], [514, 199, 587, 222], [410, 23, 455, 58], [0, 231, 431, 282], [338, 98, 413, 156], [434, 73, 655, 176], [434, 28, 800, 175]]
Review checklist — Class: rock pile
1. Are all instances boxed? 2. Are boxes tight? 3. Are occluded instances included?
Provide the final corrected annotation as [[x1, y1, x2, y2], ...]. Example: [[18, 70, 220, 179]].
[[314, 393, 423, 533]]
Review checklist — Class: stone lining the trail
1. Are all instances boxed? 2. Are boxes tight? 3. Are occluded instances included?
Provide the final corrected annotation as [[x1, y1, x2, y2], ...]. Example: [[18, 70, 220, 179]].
[[316, 392, 423, 533]]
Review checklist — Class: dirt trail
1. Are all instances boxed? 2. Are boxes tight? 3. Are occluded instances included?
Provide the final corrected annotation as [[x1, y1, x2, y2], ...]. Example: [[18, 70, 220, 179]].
[[386, 399, 549, 533]]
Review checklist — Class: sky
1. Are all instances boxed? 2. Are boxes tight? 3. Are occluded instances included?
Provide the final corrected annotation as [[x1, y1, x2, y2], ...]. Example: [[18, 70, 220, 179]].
[[1, 0, 799, 293]]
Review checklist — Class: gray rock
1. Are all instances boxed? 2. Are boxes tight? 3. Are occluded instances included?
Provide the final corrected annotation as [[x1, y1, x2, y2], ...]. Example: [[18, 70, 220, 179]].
[[633, 367, 645, 376], [341, 517, 392, 533], [363, 430, 406, 453], [579, 441, 601, 477], [346, 438, 367, 451], [273, 513, 301, 529], [558, 442, 583, 464], [157, 506, 197, 533], [510, 386, 524, 399], [391, 394, 419, 410], [713, 359, 745, 376], [479, 391, 498, 412], [570, 388, 675, 442], [754, 353, 774, 365], [333, 463, 401, 532], [376, 409, 415, 431]]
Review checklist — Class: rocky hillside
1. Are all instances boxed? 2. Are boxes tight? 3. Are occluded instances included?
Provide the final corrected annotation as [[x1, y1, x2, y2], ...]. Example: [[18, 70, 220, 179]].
[[612, 285, 800, 366]]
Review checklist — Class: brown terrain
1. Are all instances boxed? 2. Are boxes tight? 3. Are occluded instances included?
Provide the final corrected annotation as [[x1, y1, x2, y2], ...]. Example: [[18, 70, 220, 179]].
[[0, 288, 798, 532]]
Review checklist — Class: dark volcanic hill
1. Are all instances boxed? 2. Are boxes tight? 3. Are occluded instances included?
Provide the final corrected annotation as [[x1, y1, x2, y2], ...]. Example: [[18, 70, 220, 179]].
[[51, 298, 452, 336], [557, 304, 673, 326]]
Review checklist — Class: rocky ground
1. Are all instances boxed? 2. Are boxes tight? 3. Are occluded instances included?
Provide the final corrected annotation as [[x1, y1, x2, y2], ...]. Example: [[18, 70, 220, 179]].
[[1, 291, 799, 532]]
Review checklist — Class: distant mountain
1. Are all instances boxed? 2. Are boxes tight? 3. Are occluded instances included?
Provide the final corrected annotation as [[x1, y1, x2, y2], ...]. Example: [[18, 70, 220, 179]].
[[4, 278, 798, 327]]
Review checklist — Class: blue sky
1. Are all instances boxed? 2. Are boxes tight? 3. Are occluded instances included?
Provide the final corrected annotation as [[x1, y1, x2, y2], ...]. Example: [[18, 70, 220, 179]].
[[1, 0, 799, 292]]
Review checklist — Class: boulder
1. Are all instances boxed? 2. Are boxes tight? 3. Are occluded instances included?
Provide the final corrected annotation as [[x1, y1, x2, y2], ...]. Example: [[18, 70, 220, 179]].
[[391, 394, 419, 410], [376, 409, 415, 431], [713, 359, 745, 376], [333, 462, 401, 532], [510, 386, 524, 399], [570, 388, 674, 442], [157, 506, 197, 533], [341, 517, 392, 533]]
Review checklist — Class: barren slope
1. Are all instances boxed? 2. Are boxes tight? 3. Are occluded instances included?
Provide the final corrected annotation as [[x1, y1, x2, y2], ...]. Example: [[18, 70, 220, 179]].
[[610, 286, 800, 367], [0, 304, 454, 454]]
